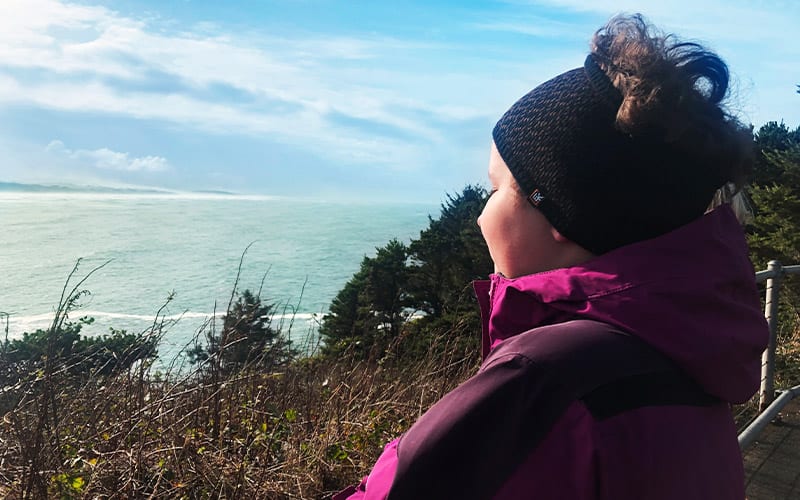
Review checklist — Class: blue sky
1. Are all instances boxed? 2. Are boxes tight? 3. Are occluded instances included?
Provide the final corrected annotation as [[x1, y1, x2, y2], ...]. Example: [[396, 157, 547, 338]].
[[1, 0, 798, 202]]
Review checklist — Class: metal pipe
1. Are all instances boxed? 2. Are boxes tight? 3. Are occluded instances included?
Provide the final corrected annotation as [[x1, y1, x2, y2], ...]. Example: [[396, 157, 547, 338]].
[[755, 269, 775, 283], [759, 260, 782, 412], [755, 265, 800, 281], [740, 385, 800, 450]]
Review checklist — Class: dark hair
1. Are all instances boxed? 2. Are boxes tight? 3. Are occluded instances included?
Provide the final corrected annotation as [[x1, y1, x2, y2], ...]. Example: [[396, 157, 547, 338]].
[[590, 14, 753, 195]]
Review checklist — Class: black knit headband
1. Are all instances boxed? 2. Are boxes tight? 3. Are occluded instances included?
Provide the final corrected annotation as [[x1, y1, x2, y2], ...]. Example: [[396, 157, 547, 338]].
[[492, 55, 723, 255], [583, 54, 622, 110]]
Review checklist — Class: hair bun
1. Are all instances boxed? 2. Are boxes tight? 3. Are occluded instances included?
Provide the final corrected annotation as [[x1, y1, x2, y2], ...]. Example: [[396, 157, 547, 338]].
[[590, 14, 752, 193]]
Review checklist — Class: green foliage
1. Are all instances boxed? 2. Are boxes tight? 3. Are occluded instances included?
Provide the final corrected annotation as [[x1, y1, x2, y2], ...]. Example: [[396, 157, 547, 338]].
[[319, 186, 492, 358], [317, 266, 369, 349], [188, 289, 295, 372], [748, 122, 800, 269], [747, 119, 800, 383], [398, 185, 492, 357], [50, 471, 85, 498], [751, 121, 800, 188], [406, 185, 492, 317], [747, 184, 800, 268], [318, 239, 409, 356], [0, 316, 158, 379]]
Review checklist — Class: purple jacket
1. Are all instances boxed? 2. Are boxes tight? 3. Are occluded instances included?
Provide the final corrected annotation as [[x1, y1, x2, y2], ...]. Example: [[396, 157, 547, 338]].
[[336, 205, 768, 499]]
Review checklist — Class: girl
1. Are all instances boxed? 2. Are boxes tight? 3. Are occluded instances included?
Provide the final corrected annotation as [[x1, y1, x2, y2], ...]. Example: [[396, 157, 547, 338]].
[[336, 14, 768, 500]]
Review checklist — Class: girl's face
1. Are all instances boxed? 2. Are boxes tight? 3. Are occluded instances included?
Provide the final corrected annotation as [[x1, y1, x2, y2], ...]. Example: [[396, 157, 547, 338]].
[[478, 143, 591, 278]]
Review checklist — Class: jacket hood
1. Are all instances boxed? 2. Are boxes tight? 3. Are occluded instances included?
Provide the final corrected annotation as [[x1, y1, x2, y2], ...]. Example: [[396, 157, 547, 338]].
[[474, 204, 768, 404]]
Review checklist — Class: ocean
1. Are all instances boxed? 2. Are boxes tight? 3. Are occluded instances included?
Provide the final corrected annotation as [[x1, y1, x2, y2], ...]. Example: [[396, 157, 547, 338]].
[[0, 191, 439, 360]]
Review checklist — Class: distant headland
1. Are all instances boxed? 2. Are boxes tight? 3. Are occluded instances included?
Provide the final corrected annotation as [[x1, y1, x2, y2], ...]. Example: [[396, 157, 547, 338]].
[[0, 181, 237, 196]]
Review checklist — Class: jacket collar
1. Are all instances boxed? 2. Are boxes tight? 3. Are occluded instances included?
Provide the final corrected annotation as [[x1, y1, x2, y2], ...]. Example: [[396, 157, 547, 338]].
[[473, 205, 768, 403]]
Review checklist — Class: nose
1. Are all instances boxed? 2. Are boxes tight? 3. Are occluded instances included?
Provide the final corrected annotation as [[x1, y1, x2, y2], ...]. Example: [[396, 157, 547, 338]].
[[476, 213, 482, 228]]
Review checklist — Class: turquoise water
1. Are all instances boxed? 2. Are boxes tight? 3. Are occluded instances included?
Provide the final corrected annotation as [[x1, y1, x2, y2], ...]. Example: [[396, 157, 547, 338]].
[[0, 192, 439, 358]]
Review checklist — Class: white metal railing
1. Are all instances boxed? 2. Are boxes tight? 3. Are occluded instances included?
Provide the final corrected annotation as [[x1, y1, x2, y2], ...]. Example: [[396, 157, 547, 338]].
[[739, 384, 800, 449], [738, 260, 800, 449]]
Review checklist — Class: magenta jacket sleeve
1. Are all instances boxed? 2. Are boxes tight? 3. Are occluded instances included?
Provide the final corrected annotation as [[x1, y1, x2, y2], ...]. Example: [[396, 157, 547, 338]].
[[333, 438, 399, 500]]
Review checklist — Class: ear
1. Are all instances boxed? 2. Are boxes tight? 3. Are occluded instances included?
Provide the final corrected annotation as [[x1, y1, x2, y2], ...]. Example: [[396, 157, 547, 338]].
[[550, 227, 597, 264], [550, 226, 571, 243]]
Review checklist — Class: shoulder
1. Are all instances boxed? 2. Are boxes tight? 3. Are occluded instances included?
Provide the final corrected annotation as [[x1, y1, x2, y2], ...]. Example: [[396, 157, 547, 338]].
[[486, 320, 716, 419], [390, 320, 669, 499], [486, 319, 654, 363], [388, 320, 719, 499], [483, 320, 675, 392]]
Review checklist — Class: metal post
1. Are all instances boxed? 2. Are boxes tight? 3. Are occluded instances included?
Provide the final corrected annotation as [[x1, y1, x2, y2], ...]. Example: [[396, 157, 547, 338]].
[[759, 260, 783, 412]]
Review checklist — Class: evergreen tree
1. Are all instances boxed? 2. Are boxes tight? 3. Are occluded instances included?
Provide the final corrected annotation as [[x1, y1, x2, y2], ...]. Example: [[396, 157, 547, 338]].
[[747, 184, 800, 268], [189, 289, 294, 372], [364, 240, 410, 339], [319, 239, 409, 357], [748, 122, 800, 268], [317, 266, 369, 351], [406, 185, 492, 318], [319, 186, 492, 358], [751, 121, 800, 187]]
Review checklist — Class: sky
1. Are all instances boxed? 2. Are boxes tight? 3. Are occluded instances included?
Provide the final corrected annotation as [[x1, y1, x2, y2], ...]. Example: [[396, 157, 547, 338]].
[[0, 0, 798, 202]]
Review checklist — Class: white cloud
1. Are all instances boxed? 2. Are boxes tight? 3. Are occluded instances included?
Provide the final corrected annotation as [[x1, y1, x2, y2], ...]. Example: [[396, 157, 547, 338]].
[[83, 149, 168, 172], [0, 0, 796, 180], [472, 15, 584, 39], [46, 140, 169, 172], [0, 0, 469, 166]]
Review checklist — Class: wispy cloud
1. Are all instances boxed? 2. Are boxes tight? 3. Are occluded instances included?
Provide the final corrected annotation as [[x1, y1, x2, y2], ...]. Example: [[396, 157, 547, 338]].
[[472, 15, 584, 40], [0, 0, 487, 169], [46, 140, 170, 172], [0, 0, 795, 195]]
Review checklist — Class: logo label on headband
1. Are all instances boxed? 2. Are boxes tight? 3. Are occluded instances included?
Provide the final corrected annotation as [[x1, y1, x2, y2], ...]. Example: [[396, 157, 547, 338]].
[[528, 189, 545, 207]]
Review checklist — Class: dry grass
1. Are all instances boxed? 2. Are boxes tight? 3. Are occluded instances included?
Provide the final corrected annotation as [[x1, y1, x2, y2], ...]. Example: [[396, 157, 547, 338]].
[[5, 326, 793, 499], [0, 326, 478, 499]]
